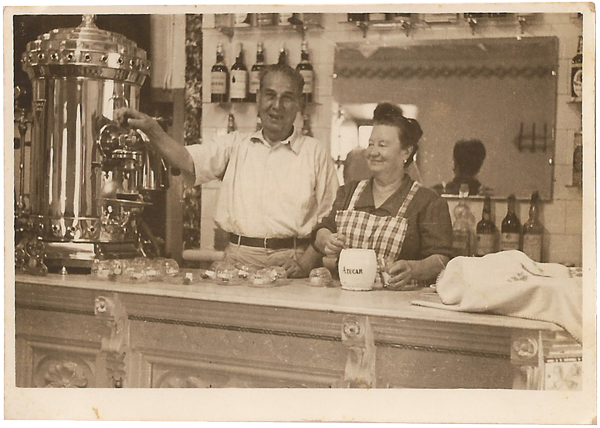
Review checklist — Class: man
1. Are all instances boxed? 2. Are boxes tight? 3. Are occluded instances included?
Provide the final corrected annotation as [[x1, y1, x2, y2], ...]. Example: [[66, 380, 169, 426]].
[[114, 64, 339, 277]]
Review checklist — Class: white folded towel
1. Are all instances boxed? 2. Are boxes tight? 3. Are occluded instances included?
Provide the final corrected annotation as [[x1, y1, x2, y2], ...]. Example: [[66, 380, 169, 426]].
[[412, 251, 582, 343]]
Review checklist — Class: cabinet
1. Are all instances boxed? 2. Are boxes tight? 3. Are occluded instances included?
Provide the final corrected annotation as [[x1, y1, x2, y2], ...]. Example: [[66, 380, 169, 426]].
[[15, 274, 583, 391]]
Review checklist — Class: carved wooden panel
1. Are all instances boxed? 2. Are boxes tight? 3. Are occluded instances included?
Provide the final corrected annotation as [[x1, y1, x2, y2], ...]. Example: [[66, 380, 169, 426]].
[[544, 361, 582, 390], [15, 305, 102, 388], [33, 354, 94, 388], [129, 317, 346, 388]]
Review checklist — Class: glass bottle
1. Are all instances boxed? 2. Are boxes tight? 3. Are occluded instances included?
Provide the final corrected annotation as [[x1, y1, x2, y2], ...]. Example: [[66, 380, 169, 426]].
[[248, 42, 264, 103], [257, 13, 275, 27], [452, 184, 475, 257], [211, 43, 229, 103], [296, 40, 314, 103], [572, 129, 583, 187], [475, 196, 497, 256], [227, 114, 236, 134], [301, 114, 313, 137], [230, 43, 248, 102], [499, 194, 521, 251], [522, 191, 544, 262], [277, 43, 287, 65], [570, 36, 583, 98]]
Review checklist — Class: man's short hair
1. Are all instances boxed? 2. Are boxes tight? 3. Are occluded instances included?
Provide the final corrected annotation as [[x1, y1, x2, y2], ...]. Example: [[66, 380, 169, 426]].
[[259, 64, 305, 96], [453, 139, 487, 176]]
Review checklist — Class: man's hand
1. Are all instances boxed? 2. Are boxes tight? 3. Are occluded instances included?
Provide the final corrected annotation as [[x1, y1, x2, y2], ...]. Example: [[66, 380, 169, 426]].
[[280, 257, 309, 278], [113, 107, 164, 138]]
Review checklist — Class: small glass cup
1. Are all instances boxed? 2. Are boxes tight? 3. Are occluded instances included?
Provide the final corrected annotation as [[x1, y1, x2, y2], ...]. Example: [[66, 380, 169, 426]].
[[91, 259, 112, 280], [122, 258, 147, 283], [308, 267, 334, 287]]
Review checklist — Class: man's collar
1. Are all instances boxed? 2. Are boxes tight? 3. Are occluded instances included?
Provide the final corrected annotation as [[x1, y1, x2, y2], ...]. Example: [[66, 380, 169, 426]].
[[250, 127, 302, 154]]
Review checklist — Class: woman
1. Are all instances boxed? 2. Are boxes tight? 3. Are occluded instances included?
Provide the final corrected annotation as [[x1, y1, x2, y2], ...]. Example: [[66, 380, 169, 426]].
[[313, 103, 452, 290], [432, 139, 491, 196]]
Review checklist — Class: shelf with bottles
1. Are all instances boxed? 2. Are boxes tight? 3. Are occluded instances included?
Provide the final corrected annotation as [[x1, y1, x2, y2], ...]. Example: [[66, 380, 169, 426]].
[[344, 12, 534, 38], [213, 13, 323, 40], [452, 191, 545, 261], [209, 39, 318, 109]]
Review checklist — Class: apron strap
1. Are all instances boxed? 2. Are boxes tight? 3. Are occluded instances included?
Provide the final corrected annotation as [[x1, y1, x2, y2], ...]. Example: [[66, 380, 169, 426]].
[[347, 180, 369, 211], [396, 181, 421, 219]]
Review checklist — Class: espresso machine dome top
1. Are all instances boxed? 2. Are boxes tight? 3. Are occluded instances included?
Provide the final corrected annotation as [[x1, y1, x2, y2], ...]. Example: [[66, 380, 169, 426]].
[[21, 14, 150, 85]]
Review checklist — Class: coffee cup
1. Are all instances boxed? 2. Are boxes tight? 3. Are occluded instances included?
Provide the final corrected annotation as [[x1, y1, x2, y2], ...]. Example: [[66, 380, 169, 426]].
[[338, 249, 378, 291]]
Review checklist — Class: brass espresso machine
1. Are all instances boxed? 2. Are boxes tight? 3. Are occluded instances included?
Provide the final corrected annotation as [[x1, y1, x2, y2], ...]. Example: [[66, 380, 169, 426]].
[[17, 15, 167, 271]]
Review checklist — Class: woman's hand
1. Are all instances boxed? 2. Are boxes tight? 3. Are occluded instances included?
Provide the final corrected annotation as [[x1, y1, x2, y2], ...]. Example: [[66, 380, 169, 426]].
[[316, 229, 347, 258], [113, 107, 164, 139], [386, 260, 415, 290]]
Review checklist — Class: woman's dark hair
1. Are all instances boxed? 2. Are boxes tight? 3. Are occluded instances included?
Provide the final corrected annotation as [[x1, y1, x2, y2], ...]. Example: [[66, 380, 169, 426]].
[[372, 102, 423, 166], [453, 139, 487, 176]]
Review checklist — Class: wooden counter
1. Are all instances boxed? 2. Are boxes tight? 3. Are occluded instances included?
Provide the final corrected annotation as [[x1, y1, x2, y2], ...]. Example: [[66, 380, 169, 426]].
[[15, 273, 582, 390]]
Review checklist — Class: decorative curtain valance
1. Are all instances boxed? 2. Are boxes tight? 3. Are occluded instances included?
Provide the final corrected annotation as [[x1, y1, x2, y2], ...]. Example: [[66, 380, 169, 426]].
[[334, 37, 557, 80]]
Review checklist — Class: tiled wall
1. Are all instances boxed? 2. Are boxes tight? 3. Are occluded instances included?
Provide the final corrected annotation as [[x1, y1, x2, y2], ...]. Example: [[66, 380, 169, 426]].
[[198, 13, 584, 266]]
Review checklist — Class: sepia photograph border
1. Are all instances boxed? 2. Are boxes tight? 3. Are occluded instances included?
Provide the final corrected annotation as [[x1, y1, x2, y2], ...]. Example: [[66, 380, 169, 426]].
[[3, 1, 596, 423]]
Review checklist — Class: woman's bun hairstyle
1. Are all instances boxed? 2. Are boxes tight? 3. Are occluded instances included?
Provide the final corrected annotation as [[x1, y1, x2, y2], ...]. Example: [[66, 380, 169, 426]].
[[373, 102, 423, 166]]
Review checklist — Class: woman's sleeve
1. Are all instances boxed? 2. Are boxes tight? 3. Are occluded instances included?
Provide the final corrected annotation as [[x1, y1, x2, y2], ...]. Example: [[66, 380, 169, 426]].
[[419, 196, 453, 259]]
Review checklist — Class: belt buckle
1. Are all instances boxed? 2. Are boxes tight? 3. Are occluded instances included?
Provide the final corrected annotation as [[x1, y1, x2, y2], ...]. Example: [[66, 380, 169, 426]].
[[264, 237, 269, 249]]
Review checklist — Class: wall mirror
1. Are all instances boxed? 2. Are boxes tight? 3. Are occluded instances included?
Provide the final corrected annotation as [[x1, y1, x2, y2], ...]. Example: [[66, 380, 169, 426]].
[[331, 36, 558, 200]]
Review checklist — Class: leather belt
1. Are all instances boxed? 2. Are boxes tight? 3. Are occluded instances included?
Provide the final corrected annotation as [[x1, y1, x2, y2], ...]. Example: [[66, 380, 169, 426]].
[[229, 233, 310, 250]]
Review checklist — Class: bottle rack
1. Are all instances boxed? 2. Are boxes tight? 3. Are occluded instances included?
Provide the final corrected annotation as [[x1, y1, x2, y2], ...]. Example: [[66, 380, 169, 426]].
[[344, 13, 535, 38], [214, 13, 323, 40]]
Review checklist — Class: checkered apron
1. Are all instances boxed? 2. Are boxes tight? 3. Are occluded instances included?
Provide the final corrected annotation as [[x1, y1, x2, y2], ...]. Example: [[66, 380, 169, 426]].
[[335, 180, 421, 261]]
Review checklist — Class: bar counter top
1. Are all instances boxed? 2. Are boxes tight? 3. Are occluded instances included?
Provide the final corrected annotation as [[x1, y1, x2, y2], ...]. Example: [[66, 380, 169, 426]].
[[15, 272, 560, 332]]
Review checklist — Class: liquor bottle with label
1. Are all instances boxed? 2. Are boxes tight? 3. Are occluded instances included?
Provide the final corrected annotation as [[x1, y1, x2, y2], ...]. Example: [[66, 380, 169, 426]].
[[571, 36, 583, 99], [211, 43, 229, 103], [277, 43, 287, 65], [248, 42, 264, 103], [452, 184, 476, 257], [230, 43, 248, 102], [227, 114, 236, 134], [499, 194, 521, 251], [475, 196, 497, 256], [301, 114, 313, 137], [522, 191, 543, 262], [296, 40, 314, 103]]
